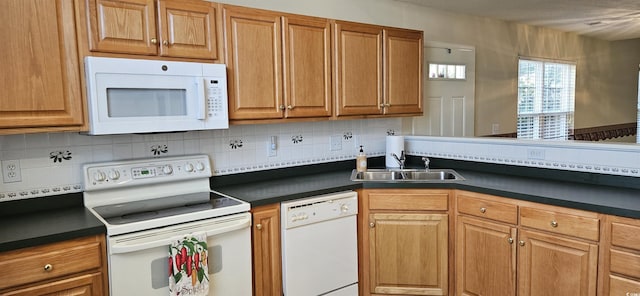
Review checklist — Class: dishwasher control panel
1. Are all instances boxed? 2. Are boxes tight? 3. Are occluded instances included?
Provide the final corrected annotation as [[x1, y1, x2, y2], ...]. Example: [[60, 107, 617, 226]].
[[281, 191, 358, 229]]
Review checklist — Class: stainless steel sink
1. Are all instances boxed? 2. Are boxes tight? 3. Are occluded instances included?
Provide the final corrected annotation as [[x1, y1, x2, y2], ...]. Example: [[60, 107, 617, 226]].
[[350, 169, 465, 182]]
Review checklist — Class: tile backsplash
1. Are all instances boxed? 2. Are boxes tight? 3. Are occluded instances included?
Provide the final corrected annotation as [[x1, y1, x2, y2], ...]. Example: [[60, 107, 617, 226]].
[[0, 118, 401, 201]]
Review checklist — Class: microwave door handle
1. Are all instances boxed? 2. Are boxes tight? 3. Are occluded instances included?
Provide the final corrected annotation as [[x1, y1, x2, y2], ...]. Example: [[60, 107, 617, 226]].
[[109, 217, 250, 255], [195, 78, 206, 120]]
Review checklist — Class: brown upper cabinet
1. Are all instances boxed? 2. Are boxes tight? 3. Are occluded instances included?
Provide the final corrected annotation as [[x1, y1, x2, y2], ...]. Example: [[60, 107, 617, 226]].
[[223, 5, 332, 121], [0, 0, 84, 134], [85, 0, 221, 60], [334, 21, 423, 117]]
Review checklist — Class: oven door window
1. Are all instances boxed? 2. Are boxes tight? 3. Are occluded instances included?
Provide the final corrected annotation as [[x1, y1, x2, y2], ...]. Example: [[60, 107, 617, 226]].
[[95, 73, 198, 121], [106, 88, 187, 117]]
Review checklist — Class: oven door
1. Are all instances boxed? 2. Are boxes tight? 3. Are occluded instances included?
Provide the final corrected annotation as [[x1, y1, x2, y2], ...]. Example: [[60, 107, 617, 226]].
[[107, 212, 252, 296]]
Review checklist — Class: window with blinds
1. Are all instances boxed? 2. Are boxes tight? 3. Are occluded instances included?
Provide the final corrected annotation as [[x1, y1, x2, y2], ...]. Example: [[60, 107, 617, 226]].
[[517, 58, 576, 140]]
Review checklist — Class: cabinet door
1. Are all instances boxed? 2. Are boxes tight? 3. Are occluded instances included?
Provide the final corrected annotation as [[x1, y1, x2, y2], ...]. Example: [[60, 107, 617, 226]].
[[2, 273, 103, 296], [0, 0, 84, 132], [251, 204, 282, 296], [384, 28, 423, 115], [456, 216, 516, 296], [282, 15, 332, 118], [157, 0, 220, 60], [518, 230, 598, 296], [369, 213, 448, 295], [334, 21, 383, 116], [224, 5, 283, 120], [87, 0, 158, 55]]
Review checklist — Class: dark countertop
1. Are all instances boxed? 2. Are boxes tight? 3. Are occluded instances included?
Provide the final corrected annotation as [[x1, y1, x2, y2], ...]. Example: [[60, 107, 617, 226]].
[[213, 158, 640, 219], [0, 193, 106, 253], [1, 157, 638, 253]]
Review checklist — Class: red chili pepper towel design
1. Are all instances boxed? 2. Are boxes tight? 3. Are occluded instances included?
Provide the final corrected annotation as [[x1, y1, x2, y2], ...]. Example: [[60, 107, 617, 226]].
[[169, 233, 209, 296]]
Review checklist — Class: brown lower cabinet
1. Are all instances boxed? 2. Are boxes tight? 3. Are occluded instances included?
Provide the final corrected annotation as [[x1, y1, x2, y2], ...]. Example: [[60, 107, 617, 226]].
[[251, 203, 282, 296], [358, 189, 450, 296], [0, 235, 108, 295], [455, 190, 600, 296], [601, 215, 640, 296]]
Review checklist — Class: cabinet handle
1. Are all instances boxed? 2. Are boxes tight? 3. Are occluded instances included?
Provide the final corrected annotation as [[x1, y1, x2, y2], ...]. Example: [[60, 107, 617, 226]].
[[519, 240, 525, 246], [550, 220, 558, 228], [279, 105, 286, 110], [385, 103, 391, 107], [256, 223, 262, 230], [369, 222, 375, 228], [379, 104, 386, 108], [480, 207, 487, 213], [44, 264, 53, 272], [151, 38, 158, 45], [508, 237, 514, 244], [287, 105, 293, 110], [163, 40, 169, 46]]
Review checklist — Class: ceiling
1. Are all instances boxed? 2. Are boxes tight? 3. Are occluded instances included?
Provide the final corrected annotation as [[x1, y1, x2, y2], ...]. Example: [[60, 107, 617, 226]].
[[397, 0, 640, 41]]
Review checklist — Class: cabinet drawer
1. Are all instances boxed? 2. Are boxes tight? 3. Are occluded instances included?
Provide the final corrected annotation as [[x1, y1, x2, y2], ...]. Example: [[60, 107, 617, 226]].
[[0, 236, 103, 289], [520, 207, 599, 241], [368, 190, 448, 211], [610, 249, 640, 279], [457, 194, 518, 224], [612, 222, 640, 251], [609, 275, 640, 296]]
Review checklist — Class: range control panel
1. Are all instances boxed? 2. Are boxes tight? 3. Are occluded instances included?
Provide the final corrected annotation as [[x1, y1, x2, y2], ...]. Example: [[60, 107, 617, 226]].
[[83, 155, 212, 191]]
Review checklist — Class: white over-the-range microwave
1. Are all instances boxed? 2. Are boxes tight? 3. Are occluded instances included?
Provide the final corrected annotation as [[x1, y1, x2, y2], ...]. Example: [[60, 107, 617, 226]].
[[84, 56, 229, 135]]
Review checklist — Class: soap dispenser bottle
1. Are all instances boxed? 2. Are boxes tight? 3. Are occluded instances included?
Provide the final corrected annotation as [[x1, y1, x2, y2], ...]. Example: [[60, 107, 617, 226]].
[[356, 145, 367, 172]]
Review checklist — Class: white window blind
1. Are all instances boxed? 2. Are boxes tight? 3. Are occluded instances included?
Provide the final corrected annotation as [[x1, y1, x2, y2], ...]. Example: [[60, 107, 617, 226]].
[[517, 58, 576, 140]]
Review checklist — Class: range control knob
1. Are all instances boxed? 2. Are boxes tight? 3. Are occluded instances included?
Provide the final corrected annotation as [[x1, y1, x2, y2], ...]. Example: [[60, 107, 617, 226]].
[[93, 171, 106, 182], [185, 163, 195, 172], [163, 165, 173, 175], [196, 162, 206, 171], [109, 170, 120, 180]]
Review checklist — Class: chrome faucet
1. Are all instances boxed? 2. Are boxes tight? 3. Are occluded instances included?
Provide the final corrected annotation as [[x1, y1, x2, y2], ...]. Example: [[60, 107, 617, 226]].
[[422, 157, 430, 171], [391, 151, 406, 170]]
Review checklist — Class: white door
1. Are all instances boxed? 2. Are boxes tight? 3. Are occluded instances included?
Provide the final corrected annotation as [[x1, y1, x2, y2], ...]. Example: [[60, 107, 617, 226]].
[[412, 42, 475, 137]]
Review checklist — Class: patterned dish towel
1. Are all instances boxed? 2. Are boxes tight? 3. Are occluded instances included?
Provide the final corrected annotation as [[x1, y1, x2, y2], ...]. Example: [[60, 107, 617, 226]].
[[169, 233, 209, 296]]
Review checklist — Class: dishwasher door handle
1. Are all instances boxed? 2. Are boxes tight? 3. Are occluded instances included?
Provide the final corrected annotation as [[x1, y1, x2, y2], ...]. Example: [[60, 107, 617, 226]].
[[110, 217, 251, 255]]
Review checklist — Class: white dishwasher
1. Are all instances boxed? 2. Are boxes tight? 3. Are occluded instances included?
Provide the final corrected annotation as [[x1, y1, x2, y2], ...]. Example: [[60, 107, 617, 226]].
[[281, 191, 359, 296]]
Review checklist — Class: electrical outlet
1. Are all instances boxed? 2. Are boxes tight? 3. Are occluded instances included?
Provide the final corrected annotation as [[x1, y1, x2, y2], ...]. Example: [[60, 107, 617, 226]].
[[2, 160, 22, 183], [527, 149, 546, 160], [330, 135, 342, 151]]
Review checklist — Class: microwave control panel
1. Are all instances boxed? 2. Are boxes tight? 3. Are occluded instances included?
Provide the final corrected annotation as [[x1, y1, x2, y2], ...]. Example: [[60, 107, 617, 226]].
[[204, 78, 227, 119]]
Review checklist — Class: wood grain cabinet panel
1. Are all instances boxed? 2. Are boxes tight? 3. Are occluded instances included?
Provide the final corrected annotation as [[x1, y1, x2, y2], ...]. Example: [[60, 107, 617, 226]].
[[602, 216, 640, 296], [87, 0, 220, 60], [456, 216, 517, 296], [0, 235, 108, 296], [517, 230, 598, 296], [251, 203, 282, 296], [457, 192, 518, 224], [282, 15, 332, 118], [334, 21, 384, 116], [455, 191, 602, 296], [0, 0, 84, 133], [359, 189, 450, 296], [384, 28, 423, 115], [223, 5, 332, 121], [223, 5, 283, 120], [520, 206, 600, 241], [369, 213, 448, 295]]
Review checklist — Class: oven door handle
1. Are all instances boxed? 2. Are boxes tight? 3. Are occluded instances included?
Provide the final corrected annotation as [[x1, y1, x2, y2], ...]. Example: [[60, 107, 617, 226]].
[[110, 217, 251, 254]]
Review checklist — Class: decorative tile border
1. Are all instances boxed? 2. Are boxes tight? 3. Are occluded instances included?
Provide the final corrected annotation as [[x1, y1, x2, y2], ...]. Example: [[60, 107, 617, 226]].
[[405, 136, 640, 177], [213, 152, 386, 175]]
